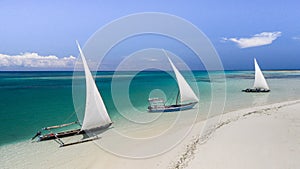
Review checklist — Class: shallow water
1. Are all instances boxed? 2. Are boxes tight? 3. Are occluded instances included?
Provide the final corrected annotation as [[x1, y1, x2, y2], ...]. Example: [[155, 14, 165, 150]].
[[0, 70, 299, 146]]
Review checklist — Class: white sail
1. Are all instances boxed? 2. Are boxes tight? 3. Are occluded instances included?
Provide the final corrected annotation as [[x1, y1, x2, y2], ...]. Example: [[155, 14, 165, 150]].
[[165, 53, 199, 103], [76, 41, 112, 131], [253, 58, 269, 90]]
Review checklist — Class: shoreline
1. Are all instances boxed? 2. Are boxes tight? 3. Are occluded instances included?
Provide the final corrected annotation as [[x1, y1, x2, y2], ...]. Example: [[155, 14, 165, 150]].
[[1, 97, 297, 148], [1, 99, 300, 169]]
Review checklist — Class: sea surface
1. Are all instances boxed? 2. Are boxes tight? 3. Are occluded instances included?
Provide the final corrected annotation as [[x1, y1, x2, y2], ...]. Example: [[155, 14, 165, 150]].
[[0, 70, 300, 146]]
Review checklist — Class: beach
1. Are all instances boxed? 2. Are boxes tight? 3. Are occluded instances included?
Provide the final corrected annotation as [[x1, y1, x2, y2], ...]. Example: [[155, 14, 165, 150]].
[[1, 1, 300, 168], [185, 100, 300, 169], [1, 99, 299, 169]]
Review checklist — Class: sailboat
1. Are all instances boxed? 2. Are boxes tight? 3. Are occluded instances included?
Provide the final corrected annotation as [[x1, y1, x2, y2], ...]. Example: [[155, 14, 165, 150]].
[[32, 41, 112, 146], [148, 52, 199, 112], [242, 58, 270, 93]]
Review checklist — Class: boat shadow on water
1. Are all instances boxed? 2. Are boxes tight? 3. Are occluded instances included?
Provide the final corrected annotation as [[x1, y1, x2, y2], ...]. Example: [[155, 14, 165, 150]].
[[82, 123, 114, 139], [58, 125, 114, 147]]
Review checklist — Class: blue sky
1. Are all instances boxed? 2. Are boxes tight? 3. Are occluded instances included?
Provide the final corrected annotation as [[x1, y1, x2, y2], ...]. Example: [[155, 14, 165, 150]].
[[0, 0, 299, 70]]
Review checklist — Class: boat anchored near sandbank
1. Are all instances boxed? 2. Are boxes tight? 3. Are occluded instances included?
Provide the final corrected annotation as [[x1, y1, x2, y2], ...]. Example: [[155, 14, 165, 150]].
[[242, 58, 270, 93], [148, 51, 199, 112], [32, 41, 112, 146]]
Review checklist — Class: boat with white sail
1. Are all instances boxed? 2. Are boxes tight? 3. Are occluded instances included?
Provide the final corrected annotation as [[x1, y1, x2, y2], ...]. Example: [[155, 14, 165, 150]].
[[32, 41, 112, 146], [148, 52, 199, 112], [242, 58, 270, 93]]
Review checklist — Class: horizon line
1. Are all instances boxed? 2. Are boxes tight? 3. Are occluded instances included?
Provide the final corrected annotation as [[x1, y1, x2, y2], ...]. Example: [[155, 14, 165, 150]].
[[1, 68, 300, 72]]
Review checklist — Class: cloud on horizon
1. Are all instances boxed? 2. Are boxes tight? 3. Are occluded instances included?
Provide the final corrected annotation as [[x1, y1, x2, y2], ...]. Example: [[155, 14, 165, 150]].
[[0, 53, 76, 70], [292, 36, 300, 40], [222, 31, 282, 48]]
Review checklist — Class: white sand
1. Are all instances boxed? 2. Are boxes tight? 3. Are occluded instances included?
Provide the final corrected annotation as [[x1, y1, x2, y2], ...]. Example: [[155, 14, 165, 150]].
[[1, 100, 299, 169], [185, 100, 300, 169]]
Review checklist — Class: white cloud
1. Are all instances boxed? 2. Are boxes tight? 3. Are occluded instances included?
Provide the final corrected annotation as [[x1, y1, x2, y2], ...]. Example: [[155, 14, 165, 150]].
[[292, 36, 300, 40], [222, 31, 282, 48], [0, 53, 76, 69]]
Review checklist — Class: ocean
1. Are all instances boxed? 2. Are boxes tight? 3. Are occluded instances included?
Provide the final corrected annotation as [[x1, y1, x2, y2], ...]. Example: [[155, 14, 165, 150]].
[[0, 70, 300, 146]]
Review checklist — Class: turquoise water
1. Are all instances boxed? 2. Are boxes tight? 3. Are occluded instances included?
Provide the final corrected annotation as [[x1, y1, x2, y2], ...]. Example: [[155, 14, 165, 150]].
[[0, 70, 300, 146]]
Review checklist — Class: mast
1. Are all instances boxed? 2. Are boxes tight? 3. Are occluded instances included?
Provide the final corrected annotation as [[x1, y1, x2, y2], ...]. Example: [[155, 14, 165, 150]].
[[76, 41, 112, 131], [175, 91, 180, 105]]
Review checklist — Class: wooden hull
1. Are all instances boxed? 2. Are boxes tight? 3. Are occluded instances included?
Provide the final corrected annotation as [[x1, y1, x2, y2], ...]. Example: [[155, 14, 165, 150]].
[[242, 88, 270, 93], [37, 123, 113, 142], [148, 102, 197, 112], [38, 129, 82, 141]]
